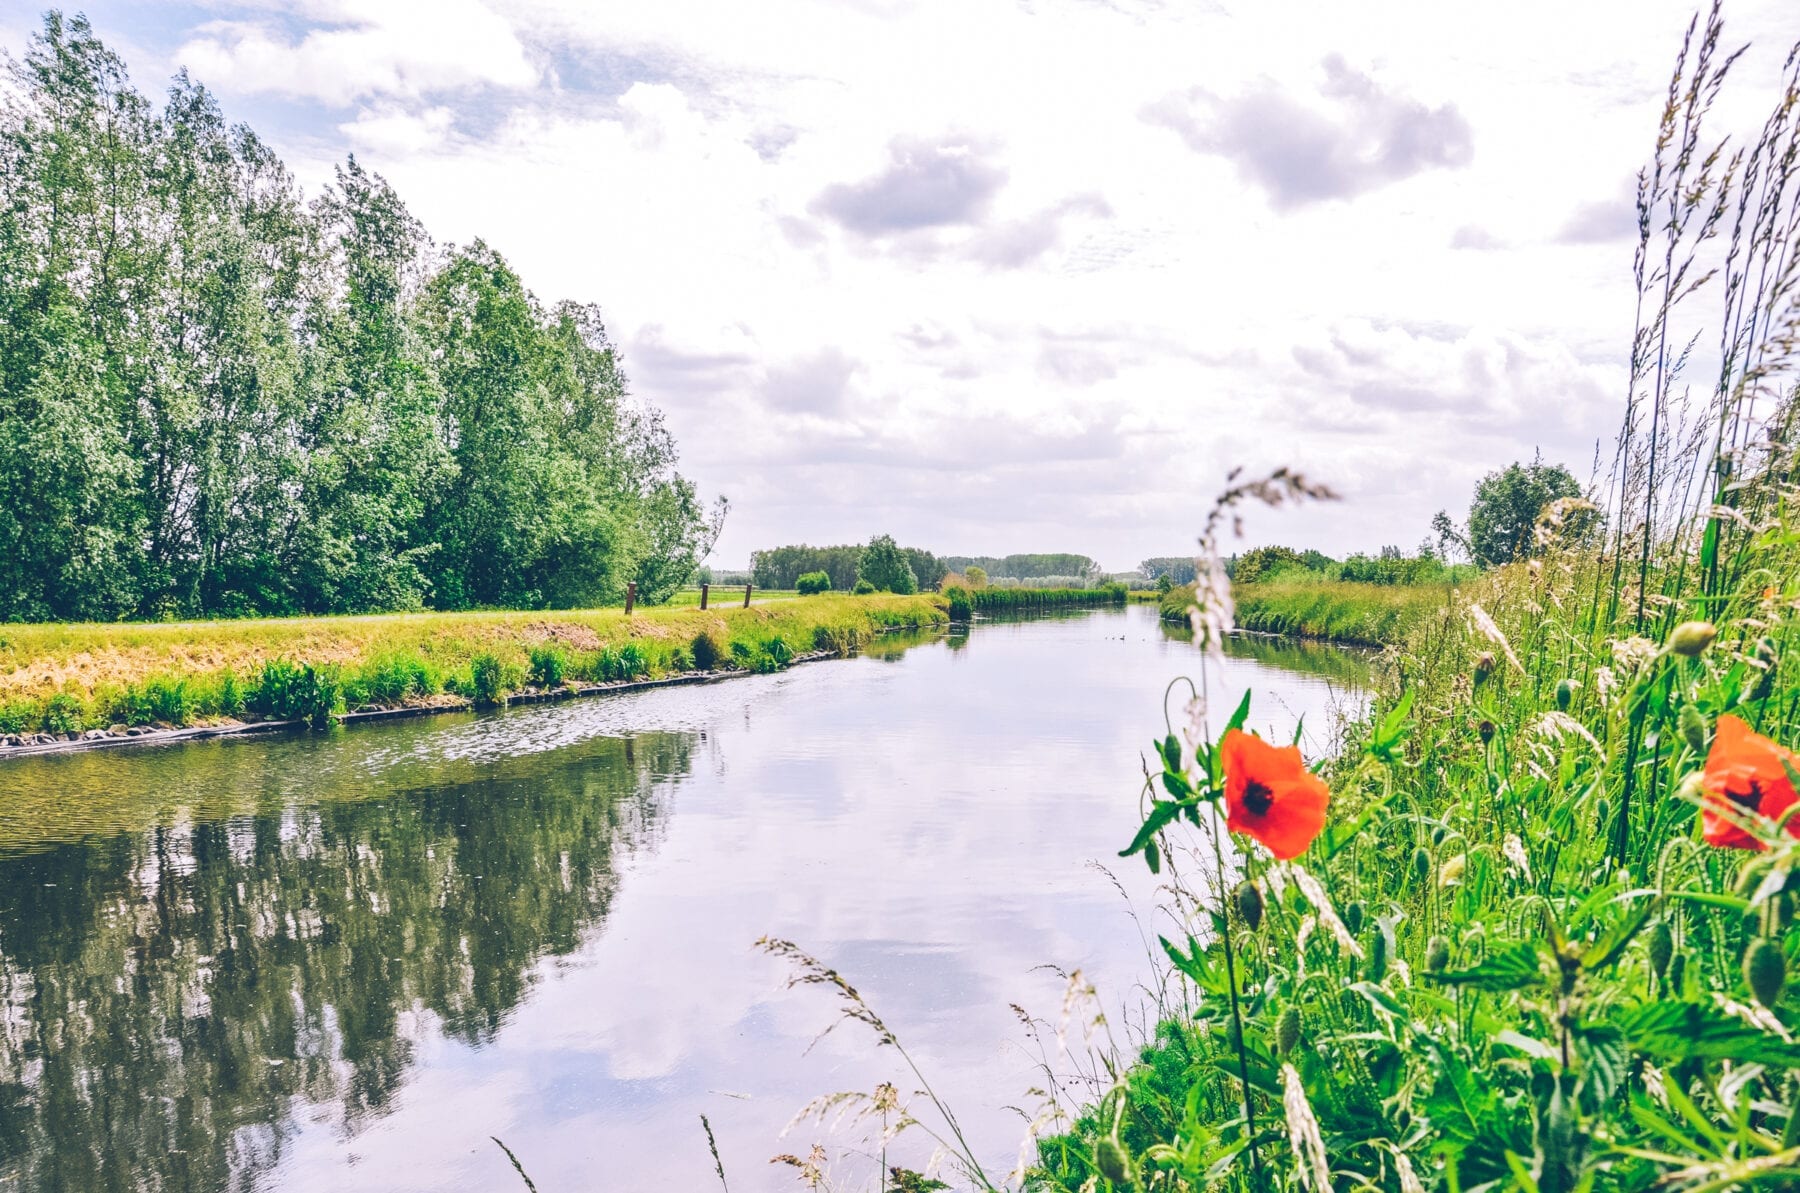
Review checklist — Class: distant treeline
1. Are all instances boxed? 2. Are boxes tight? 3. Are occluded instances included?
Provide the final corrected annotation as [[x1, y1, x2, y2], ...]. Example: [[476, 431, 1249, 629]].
[[942, 554, 1102, 581], [1137, 558, 1198, 585], [0, 15, 720, 622], [750, 541, 946, 592]]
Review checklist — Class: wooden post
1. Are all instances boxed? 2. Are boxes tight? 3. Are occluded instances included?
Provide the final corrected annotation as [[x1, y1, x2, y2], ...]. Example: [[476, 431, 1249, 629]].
[[743, 583, 753, 608], [625, 581, 636, 615], [699, 583, 709, 610]]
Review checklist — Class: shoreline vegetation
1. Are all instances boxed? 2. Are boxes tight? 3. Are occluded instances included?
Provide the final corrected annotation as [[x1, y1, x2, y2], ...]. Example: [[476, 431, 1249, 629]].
[[1160, 577, 1456, 647], [0, 594, 946, 750]]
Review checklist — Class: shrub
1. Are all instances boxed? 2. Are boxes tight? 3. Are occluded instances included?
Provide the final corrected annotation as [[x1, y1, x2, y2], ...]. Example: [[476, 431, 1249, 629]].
[[616, 643, 648, 679], [253, 659, 308, 720], [963, 565, 987, 588], [43, 692, 86, 734], [691, 627, 729, 670], [528, 644, 568, 689], [852, 579, 876, 595], [796, 570, 832, 595], [470, 653, 505, 708], [0, 701, 32, 734], [944, 584, 973, 621]]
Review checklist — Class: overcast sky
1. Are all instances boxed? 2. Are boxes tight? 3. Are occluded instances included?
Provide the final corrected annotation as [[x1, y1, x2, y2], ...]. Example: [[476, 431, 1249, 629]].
[[7, 1, 1797, 570]]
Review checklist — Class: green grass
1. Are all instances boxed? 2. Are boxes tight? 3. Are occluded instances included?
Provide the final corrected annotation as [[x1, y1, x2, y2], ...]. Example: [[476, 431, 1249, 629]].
[[1160, 577, 1453, 646], [0, 594, 945, 735]]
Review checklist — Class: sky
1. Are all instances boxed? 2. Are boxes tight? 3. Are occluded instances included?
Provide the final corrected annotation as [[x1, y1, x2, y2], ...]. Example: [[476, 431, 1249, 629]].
[[4, 1, 1797, 571]]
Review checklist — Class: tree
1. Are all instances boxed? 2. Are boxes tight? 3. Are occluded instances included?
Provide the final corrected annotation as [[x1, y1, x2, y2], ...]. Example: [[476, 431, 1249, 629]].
[[857, 535, 918, 594], [1139, 557, 1197, 585], [964, 565, 988, 588], [1233, 546, 1309, 584], [1464, 458, 1583, 567]]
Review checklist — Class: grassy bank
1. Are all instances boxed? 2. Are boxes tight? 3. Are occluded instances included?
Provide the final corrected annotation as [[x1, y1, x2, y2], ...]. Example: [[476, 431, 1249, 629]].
[[0, 594, 945, 738], [1160, 577, 1453, 646], [945, 584, 1128, 619]]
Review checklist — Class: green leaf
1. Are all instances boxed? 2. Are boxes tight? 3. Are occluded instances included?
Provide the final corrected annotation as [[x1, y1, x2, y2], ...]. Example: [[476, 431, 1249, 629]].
[[1225, 690, 1253, 733], [1620, 1000, 1800, 1068], [1121, 799, 1189, 861], [1580, 896, 1658, 972], [1425, 942, 1546, 991]]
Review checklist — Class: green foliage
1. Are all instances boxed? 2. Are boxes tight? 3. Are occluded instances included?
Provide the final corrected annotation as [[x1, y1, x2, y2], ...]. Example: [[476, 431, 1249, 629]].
[[942, 553, 1100, 582], [857, 534, 919, 594], [1231, 544, 1310, 584], [1139, 557, 1197, 586], [0, 15, 718, 622], [962, 565, 988, 588], [1463, 455, 1586, 567], [1154, 572, 1174, 595], [691, 626, 729, 670], [967, 586, 1126, 612], [527, 645, 568, 689], [944, 584, 973, 621], [469, 654, 505, 708], [795, 570, 832, 595], [852, 579, 877, 595]]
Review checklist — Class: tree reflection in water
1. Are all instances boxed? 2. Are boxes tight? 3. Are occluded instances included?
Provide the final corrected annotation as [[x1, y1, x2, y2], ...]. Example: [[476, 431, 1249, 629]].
[[0, 729, 694, 1192]]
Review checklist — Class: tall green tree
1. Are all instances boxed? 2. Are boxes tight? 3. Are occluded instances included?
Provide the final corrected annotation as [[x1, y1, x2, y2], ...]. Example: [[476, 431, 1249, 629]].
[[857, 534, 919, 594], [1463, 458, 1584, 567]]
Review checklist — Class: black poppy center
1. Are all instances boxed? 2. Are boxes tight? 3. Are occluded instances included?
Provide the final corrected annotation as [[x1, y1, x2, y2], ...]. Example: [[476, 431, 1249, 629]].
[[1243, 780, 1275, 816], [1729, 777, 1764, 811]]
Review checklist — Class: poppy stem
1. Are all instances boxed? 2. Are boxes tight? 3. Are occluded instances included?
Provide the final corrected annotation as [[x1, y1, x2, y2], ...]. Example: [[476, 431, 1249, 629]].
[[1209, 818, 1261, 1185]]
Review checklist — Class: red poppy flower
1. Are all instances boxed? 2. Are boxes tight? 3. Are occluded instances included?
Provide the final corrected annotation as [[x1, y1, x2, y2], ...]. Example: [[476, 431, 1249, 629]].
[[1700, 714, 1800, 850], [1221, 729, 1330, 859]]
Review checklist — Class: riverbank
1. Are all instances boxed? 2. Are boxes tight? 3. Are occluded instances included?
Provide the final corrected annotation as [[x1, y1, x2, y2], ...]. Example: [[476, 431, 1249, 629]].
[[0, 594, 946, 747], [1159, 577, 1454, 645]]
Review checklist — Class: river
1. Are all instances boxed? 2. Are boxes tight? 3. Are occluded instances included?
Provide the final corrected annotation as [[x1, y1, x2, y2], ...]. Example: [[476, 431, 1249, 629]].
[[0, 605, 1364, 1192]]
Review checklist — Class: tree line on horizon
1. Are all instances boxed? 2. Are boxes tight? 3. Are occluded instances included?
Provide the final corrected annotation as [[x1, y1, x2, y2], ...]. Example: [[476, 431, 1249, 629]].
[[0, 14, 721, 623]]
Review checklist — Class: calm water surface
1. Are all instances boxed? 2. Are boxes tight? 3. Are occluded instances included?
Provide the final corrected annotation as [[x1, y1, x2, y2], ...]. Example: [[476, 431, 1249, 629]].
[[0, 606, 1362, 1192]]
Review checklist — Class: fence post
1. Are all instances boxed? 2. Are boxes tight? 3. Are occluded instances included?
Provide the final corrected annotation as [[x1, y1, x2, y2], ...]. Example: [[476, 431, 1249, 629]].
[[700, 583, 709, 610], [743, 583, 753, 608], [625, 581, 636, 615]]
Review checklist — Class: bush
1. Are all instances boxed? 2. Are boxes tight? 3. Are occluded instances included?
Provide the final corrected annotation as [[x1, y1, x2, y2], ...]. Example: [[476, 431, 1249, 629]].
[[470, 653, 505, 708], [43, 692, 86, 734], [963, 565, 987, 588], [944, 584, 973, 621], [528, 644, 568, 689], [852, 579, 876, 595], [796, 570, 832, 595], [691, 627, 729, 670]]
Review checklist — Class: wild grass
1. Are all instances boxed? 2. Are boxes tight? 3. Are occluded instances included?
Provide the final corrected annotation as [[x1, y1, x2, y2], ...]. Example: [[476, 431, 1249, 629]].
[[0, 595, 945, 735], [945, 584, 1129, 620], [1161, 576, 1458, 646]]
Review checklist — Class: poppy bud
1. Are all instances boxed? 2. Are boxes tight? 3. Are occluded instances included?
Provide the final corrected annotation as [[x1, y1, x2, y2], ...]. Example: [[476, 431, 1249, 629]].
[[1094, 1137, 1133, 1186], [1648, 921, 1673, 980], [1276, 1005, 1302, 1055], [1679, 703, 1708, 754], [1343, 901, 1364, 936], [1235, 881, 1264, 931], [1478, 720, 1496, 744], [1668, 951, 1687, 992], [1367, 927, 1389, 982], [1474, 652, 1496, 684], [1746, 937, 1787, 1008], [1596, 797, 1611, 828], [1555, 679, 1574, 711], [1431, 824, 1447, 847], [1427, 935, 1451, 973], [1668, 621, 1717, 658], [1717, 454, 1732, 479], [1411, 846, 1431, 881]]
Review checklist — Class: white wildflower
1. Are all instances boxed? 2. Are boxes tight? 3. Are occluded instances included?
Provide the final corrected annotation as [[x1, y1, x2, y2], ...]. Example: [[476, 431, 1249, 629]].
[[1180, 694, 1207, 771], [1594, 665, 1617, 699], [1717, 993, 1794, 1042], [1467, 604, 1522, 673], [1279, 862, 1364, 959], [1439, 853, 1467, 887], [1503, 834, 1533, 882], [1534, 711, 1603, 753], [1188, 553, 1234, 661], [1282, 1063, 1332, 1192], [1379, 1143, 1427, 1193], [1611, 636, 1658, 672]]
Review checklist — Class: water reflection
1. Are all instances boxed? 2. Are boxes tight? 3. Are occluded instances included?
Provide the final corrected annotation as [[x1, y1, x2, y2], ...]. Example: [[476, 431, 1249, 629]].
[[0, 732, 690, 1191], [0, 607, 1364, 1191]]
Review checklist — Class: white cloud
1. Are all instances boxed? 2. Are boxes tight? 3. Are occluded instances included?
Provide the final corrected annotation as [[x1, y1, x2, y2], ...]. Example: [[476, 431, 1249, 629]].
[[26, 0, 1800, 566], [175, 0, 537, 105]]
